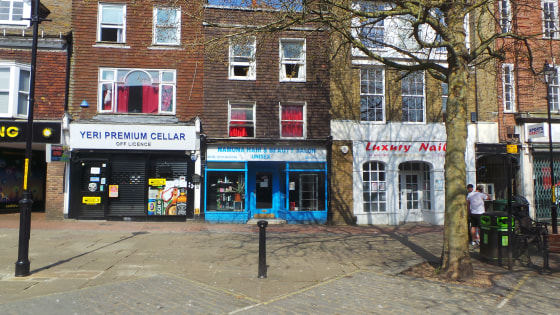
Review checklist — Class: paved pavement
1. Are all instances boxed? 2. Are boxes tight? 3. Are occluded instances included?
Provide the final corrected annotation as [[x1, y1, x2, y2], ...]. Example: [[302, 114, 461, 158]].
[[0, 212, 559, 314]]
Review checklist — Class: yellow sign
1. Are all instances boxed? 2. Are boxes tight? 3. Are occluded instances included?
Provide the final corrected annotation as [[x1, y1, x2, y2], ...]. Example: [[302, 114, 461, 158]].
[[149, 178, 166, 186], [506, 144, 518, 154], [82, 196, 101, 205]]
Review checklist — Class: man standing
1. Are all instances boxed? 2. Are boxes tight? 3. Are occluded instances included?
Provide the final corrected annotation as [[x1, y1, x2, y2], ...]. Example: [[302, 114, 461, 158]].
[[467, 185, 491, 245]]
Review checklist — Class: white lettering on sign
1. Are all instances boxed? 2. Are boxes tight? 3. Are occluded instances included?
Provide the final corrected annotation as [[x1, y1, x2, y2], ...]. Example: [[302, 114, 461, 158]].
[[208, 145, 326, 162]]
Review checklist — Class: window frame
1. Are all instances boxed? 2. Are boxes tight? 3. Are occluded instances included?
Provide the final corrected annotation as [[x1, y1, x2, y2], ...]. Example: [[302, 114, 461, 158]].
[[358, 2, 385, 49], [362, 161, 387, 213], [543, 0, 559, 39], [97, 3, 126, 43], [502, 63, 516, 112], [98, 68, 176, 115], [153, 6, 181, 46], [401, 71, 426, 124], [279, 38, 306, 82], [228, 101, 256, 138], [360, 67, 386, 123], [0, 0, 30, 26], [0, 62, 30, 119], [279, 101, 306, 139], [548, 68, 560, 112], [499, 0, 512, 33], [229, 36, 257, 80]]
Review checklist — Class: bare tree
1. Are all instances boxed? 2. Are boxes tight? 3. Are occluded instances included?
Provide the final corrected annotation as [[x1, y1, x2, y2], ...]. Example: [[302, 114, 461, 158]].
[[197, 0, 536, 280]]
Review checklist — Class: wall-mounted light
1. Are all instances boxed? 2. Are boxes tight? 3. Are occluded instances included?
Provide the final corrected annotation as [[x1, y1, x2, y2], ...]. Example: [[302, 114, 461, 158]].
[[80, 100, 89, 108], [340, 145, 349, 154], [191, 150, 198, 161]]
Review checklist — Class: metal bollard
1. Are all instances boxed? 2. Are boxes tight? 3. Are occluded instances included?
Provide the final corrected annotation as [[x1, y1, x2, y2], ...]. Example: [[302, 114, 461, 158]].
[[257, 220, 268, 278]]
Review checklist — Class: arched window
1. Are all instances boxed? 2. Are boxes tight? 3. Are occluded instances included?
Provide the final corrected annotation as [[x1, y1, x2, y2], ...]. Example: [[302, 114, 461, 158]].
[[362, 161, 386, 212]]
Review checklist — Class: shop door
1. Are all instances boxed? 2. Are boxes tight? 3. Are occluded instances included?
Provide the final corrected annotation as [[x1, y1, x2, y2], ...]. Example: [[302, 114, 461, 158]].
[[107, 156, 146, 217], [75, 160, 109, 219], [252, 171, 277, 219], [399, 172, 423, 222]]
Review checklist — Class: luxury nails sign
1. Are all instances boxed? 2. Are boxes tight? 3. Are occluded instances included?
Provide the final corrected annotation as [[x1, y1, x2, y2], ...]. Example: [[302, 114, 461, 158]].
[[69, 123, 196, 150], [363, 141, 446, 157]]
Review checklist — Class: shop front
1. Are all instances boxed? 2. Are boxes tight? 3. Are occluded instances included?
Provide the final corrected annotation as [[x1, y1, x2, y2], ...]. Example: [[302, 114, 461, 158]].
[[0, 120, 62, 212], [68, 123, 199, 221], [353, 139, 446, 225], [204, 144, 328, 224]]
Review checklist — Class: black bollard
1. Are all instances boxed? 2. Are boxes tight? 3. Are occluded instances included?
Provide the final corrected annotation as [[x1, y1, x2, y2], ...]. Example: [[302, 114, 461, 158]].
[[257, 220, 268, 278]]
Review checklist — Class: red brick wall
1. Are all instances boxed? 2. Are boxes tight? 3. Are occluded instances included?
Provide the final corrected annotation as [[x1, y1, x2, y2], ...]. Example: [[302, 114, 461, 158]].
[[69, 0, 205, 121], [2, 49, 67, 120], [45, 162, 65, 220]]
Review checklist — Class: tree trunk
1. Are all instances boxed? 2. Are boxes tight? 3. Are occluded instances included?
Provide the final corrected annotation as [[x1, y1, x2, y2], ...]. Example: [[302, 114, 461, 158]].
[[440, 57, 473, 280]]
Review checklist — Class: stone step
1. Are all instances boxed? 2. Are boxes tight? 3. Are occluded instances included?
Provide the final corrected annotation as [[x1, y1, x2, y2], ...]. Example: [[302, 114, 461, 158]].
[[247, 218, 287, 225]]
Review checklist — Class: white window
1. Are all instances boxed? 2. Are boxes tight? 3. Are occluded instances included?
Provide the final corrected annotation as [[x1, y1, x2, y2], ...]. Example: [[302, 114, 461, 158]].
[[401, 71, 425, 123], [99, 68, 176, 114], [360, 67, 385, 123], [548, 68, 560, 112], [280, 102, 306, 138], [0, 62, 30, 118], [229, 101, 255, 137], [97, 3, 126, 43], [502, 64, 515, 112], [229, 37, 256, 80], [441, 82, 448, 121], [280, 38, 306, 82], [153, 6, 180, 45], [500, 0, 512, 33], [359, 2, 385, 49], [543, 0, 559, 39], [0, 0, 30, 26], [362, 162, 387, 213]]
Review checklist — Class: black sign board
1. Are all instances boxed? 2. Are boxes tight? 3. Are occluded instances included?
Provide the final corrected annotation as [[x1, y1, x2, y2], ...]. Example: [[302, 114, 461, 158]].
[[0, 121, 61, 143]]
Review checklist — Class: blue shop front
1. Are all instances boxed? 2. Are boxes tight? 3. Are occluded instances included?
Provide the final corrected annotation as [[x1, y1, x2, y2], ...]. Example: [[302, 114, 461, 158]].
[[204, 144, 327, 224]]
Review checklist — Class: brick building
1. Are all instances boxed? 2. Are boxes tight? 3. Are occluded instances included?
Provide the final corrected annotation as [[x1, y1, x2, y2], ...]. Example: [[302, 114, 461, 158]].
[[495, 0, 560, 222], [0, 0, 70, 216], [65, 0, 204, 220], [202, 5, 331, 223]]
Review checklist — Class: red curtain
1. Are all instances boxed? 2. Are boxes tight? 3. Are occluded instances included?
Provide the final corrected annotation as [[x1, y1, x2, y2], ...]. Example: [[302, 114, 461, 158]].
[[282, 105, 303, 137], [229, 109, 248, 137], [117, 86, 129, 113], [143, 86, 159, 113]]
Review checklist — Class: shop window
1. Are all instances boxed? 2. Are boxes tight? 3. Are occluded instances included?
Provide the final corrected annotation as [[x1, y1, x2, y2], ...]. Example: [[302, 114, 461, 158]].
[[153, 6, 181, 45], [362, 162, 387, 212], [280, 102, 305, 138], [206, 172, 246, 211], [280, 38, 306, 82], [288, 172, 325, 211], [360, 67, 385, 122], [401, 71, 425, 123], [99, 68, 175, 114], [98, 3, 126, 43], [229, 36, 256, 80], [0, 0, 30, 26], [229, 101, 255, 137], [0, 62, 30, 118]]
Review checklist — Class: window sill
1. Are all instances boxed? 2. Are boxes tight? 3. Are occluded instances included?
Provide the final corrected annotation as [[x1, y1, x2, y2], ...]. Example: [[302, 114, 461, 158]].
[[148, 45, 183, 50], [93, 43, 131, 49], [229, 77, 256, 81], [280, 79, 306, 83]]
